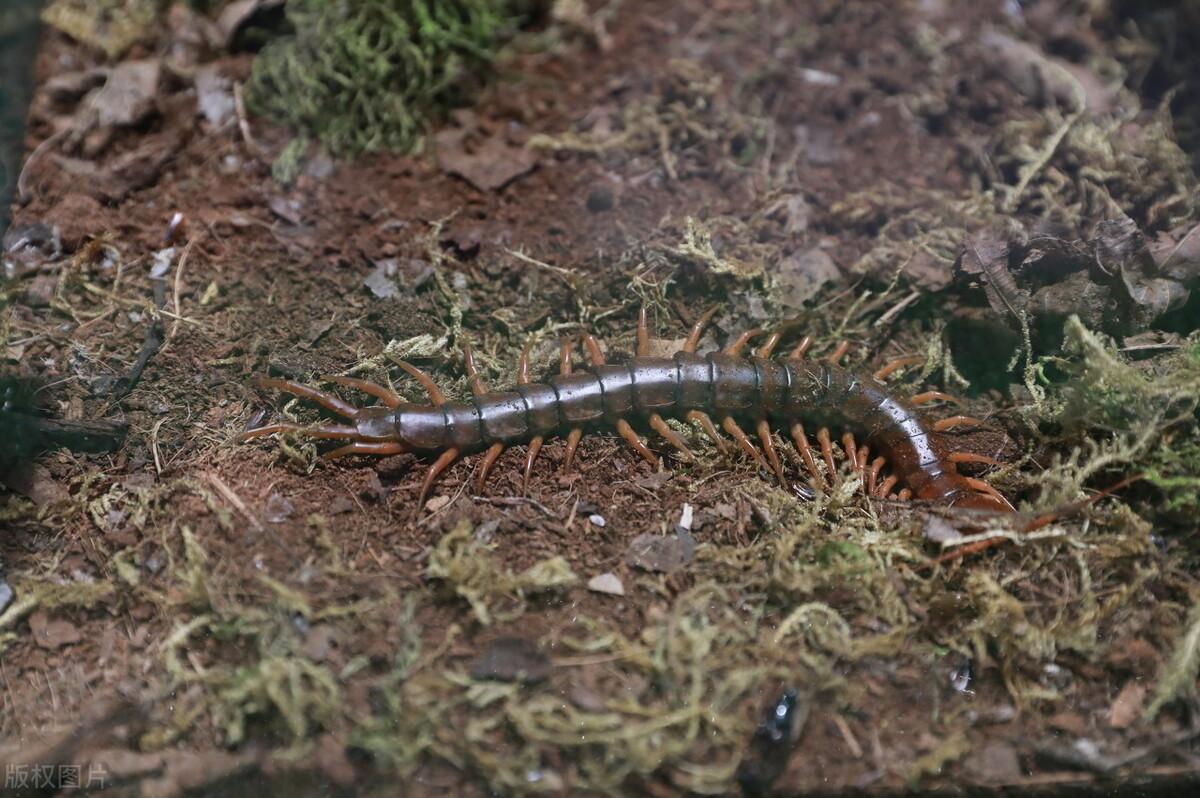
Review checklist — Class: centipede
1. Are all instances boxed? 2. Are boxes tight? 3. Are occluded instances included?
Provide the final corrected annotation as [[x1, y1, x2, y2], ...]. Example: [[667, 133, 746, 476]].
[[241, 308, 1014, 513]]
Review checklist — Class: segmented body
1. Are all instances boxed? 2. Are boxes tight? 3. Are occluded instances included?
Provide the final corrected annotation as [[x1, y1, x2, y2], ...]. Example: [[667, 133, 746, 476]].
[[242, 311, 1012, 513]]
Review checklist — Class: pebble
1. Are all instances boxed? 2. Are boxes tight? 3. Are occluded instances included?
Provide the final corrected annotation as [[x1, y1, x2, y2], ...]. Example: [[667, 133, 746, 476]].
[[587, 573, 625, 596]]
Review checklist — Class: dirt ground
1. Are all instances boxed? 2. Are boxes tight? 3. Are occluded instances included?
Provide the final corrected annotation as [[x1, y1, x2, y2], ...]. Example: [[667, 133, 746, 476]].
[[3, 1, 1200, 796]]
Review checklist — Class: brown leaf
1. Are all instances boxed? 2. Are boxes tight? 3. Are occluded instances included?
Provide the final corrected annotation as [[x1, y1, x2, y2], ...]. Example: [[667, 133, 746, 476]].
[[435, 131, 538, 192], [1108, 680, 1146, 729], [29, 610, 82, 649], [958, 233, 1028, 319]]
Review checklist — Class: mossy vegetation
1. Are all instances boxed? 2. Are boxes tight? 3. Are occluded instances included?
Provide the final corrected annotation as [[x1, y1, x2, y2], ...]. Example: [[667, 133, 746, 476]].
[[247, 0, 534, 156]]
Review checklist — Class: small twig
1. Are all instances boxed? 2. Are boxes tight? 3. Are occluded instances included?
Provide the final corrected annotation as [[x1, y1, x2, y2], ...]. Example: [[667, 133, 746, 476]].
[[15, 129, 66, 204], [206, 472, 264, 533], [107, 281, 166, 400], [232, 82, 264, 159], [167, 235, 199, 345]]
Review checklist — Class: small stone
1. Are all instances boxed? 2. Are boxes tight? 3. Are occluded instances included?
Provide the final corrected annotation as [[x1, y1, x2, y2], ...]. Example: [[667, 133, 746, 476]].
[[425, 495, 452, 513], [470, 637, 551, 684], [586, 186, 615, 212], [626, 532, 692, 573], [588, 513, 606, 528], [962, 740, 1022, 784], [264, 493, 294, 523], [587, 573, 625, 596], [0, 577, 13, 615]]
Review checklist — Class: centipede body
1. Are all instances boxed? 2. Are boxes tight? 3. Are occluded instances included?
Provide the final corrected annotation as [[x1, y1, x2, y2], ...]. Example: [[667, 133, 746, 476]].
[[242, 310, 1012, 513]]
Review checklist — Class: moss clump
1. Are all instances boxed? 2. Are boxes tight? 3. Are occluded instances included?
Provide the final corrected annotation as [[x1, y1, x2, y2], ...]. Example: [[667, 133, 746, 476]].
[[247, 0, 530, 156]]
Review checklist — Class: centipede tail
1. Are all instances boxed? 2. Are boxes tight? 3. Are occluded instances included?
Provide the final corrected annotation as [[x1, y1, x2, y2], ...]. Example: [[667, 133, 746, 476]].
[[243, 309, 1013, 513]]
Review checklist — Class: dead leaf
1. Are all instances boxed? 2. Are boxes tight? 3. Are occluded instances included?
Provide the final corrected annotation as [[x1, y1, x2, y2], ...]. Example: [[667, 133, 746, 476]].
[[470, 637, 551, 683], [435, 130, 538, 192], [958, 233, 1028, 319], [626, 531, 693, 573], [1108, 681, 1146, 729], [776, 248, 840, 307], [962, 739, 1023, 784], [29, 610, 82, 649]]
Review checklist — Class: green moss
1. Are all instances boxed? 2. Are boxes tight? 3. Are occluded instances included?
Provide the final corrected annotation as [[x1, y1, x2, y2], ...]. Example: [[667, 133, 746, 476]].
[[247, 0, 531, 156]]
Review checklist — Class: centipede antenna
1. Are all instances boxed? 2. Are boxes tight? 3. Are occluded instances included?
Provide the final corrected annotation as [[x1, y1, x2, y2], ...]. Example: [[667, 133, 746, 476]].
[[394, 360, 447, 406], [826, 340, 850, 364], [724, 328, 762, 356], [581, 332, 606, 366], [616, 418, 658, 466], [239, 421, 360, 441], [815, 427, 837, 480], [418, 447, 459, 509], [636, 306, 651, 357], [687, 410, 729, 454], [788, 336, 813, 360], [324, 441, 406, 459], [476, 442, 505, 492], [463, 344, 487, 395], [522, 437, 543, 495], [790, 423, 824, 486], [254, 377, 360, 419], [682, 307, 718, 353], [320, 375, 403, 409], [562, 427, 584, 470], [756, 419, 788, 488], [649, 413, 693, 459], [948, 451, 1002, 466], [873, 355, 922, 381], [754, 331, 782, 359], [911, 390, 965, 406], [721, 416, 766, 468], [518, 340, 535, 385], [932, 415, 993, 433]]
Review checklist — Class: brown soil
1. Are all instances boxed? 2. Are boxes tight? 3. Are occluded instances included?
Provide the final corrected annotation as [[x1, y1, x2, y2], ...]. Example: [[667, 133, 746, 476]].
[[3, 1, 1199, 796]]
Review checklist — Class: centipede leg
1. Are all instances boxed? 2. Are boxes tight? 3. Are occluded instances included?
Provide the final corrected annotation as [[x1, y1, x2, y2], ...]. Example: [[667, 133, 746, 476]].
[[616, 418, 658, 466], [911, 391, 965, 407], [877, 474, 899, 498], [826, 341, 850, 364], [788, 336, 813, 360], [463, 344, 488, 396], [948, 452, 1002, 466], [688, 410, 729, 454], [319, 375, 403, 409], [636, 306, 651, 357], [563, 427, 584, 470], [418, 447, 459, 509], [897, 488, 913, 501], [724, 328, 762, 355], [754, 331, 782, 359], [866, 456, 885, 495], [325, 441, 406, 459], [394, 360, 447, 406], [756, 419, 788, 488], [682, 307, 718, 353], [557, 337, 584, 472], [649, 414, 693, 460], [790, 423, 824, 486], [932, 415, 993, 433], [581, 331, 606, 366], [721, 417, 766, 468], [522, 437, 543, 495], [253, 377, 360, 419], [841, 432, 861, 470], [517, 340, 535, 385], [815, 427, 837, 480], [964, 477, 1015, 510], [476, 442, 505, 492], [873, 356, 922, 381]]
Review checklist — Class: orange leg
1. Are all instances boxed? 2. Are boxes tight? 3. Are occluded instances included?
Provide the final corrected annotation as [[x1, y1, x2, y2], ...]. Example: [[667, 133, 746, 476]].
[[873, 356, 922, 381], [932, 415, 993, 433], [463, 344, 487, 396], [724, 329, 762, 356], [517, 340, 535, 385], [816, 427, 837, 479], [722, 417, 766, 468], [911, 391, 964, 407], [790, 423, 824, 486], [841, 432, 860, 470], [688, 410, 729, 454], [254, 377, 359, 419], [616, 418, 658, 466], [964, 477, 1015, 511], [826, 341, 850, 364], [476, 442, 505, 492], [682, 307, 719, 353], [563, 427, 584, 470], [877, 474, 898, 498], [418, 447, 459, 509], [523, 437, 543, 495], [948, 451, 1002, 466], [897, 488, 913, 501], [320, 375, 402, 409], [558, 337, 584, 472], [325, 441, 406, 459], [866, 456, 885, 496], [394, 360, 446, 406], [754, 331, 782, 359], [650, 414, 692, 459], [636, 306, 651, 357], [788, 336, 813, 360], [756, 419, 788, 488], [581, 332, 606, 367]]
